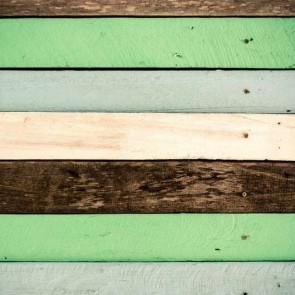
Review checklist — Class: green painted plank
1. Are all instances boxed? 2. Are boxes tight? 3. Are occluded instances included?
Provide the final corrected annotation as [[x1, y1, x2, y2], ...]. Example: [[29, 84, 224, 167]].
[[0, 18, 294, 68], [0, 214, 294, 261]]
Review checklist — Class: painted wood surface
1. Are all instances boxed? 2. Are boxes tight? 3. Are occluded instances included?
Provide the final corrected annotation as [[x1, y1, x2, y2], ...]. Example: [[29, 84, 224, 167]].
[[1, 0, 295, 16], [1, 161, 294, 214], [1, 214, 295, 261], [1, 71, 294, 113], [0, 19, 295, 68], [1, 263, 294, 295], [0, 113, 294, 160]]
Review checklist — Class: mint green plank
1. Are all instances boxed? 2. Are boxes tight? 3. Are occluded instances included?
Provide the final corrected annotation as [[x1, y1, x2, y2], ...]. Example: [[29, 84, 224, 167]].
[[0, 214, 294, 261], [0, 18, 294, 68]]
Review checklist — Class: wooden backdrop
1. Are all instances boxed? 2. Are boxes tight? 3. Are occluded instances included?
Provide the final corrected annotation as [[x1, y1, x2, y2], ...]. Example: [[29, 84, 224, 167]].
[[0, 0, 294, 294]]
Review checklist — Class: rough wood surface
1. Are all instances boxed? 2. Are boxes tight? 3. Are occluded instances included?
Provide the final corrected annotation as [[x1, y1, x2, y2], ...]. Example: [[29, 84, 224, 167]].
[[0, 161, 294, 214], [0, 113, 294, 161], [1, 263, 295, 295], [1, 71, 294, 113], [1, 18, 295, 68], [1, 0, 295, 16], [1, 214, 295, 261]]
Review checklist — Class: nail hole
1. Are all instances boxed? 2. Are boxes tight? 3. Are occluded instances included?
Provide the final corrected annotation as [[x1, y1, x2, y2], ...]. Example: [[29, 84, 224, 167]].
[[243, 89, 250, 94], [242, 133, 249, 139], [243, 38, 253, 44], [241, 192, 247, 197], [241, 235, 249, 240]]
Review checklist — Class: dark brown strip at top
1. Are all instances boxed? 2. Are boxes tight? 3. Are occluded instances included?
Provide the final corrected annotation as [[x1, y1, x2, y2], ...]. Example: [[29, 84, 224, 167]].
[[0, 161, 294, 213], [1, 0, 295, 16]]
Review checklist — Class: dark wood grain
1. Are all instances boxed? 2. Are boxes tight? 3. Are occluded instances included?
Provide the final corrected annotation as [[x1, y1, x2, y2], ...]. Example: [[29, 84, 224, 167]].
[[0, 0, 295, 16], [0, 161, 294, 213]]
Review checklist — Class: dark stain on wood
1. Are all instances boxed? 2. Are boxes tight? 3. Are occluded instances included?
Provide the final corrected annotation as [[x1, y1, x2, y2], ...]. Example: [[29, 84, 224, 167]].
[[0, 161, 294, 213], [0, 0, 294, 16]]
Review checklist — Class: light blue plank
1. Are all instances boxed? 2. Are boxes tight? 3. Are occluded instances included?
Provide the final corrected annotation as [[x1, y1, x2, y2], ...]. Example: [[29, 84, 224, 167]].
[[1, 263, 294, 295], [0, 71, 294, 113]]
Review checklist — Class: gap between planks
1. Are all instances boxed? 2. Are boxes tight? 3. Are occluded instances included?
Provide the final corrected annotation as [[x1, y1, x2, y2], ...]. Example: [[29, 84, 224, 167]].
[[0, 113, 294, 160]]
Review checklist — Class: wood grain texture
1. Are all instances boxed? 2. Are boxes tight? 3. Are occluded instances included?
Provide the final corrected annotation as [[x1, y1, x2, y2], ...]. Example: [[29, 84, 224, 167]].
[[1, 214, 295, 261], [1, 0, 295, 16], [1, 263, 295, 295], [0, 113, 294, 160], [1, 18, 295, 68], [1, 161, 295, 214], [1, 71, 294, 113]]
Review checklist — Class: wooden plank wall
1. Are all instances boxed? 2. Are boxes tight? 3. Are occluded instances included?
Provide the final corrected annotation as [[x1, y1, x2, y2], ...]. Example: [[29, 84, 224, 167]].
[[0, 18, 295, 68], [1, 263, 295, 295], [0, 1, 294, 293], [1, 71, 294, 113]]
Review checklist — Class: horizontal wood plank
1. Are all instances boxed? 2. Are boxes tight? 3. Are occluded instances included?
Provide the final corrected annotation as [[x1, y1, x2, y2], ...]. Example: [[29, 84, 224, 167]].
[[0, 18, 295, 68], [0, 113, 294, 160], [1, 161, 295, 213], [1, 214, 295, 261], [1, 71, 294, 113], [1, 0, 295, 16], [1, 262, 294, 295]]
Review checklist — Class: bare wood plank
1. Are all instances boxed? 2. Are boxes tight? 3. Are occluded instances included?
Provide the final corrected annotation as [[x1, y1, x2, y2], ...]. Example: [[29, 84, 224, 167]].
[[1, 0, 295, 16], [0, 161, 294, 213], [1, 263, 295, 295], [0, 113, 294, 160], [1, 71, 294, 113], [1, 18, 295, 68]]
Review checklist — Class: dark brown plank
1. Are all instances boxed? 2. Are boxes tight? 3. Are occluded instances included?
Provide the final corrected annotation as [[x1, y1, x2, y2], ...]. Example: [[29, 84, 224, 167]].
[[0, 161, 294, 213], [1, 0, 295, 16]]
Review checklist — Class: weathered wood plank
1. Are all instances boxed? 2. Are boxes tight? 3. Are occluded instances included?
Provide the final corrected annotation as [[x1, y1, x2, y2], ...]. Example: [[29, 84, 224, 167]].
[[0, 161, 294, 213], [1, 263, 294, 295], [1, 214, 295, 261], [1, 71, 294, 113], [1, 0, 295, 16], [0, 18, 295, 68], [0, 113, 294, 160]]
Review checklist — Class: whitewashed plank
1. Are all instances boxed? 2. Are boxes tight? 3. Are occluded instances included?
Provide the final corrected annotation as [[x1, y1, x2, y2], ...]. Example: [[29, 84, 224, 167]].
[[0, 263, 294, 295], [0, 113, 294, 160], [0, 71, 294, 113]]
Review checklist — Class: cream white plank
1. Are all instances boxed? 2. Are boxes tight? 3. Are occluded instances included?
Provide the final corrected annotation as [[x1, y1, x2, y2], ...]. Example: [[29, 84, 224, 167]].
[[0, 71, 294, 113], [0, 113, 294, 160], [0, 263, 294, 295]]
